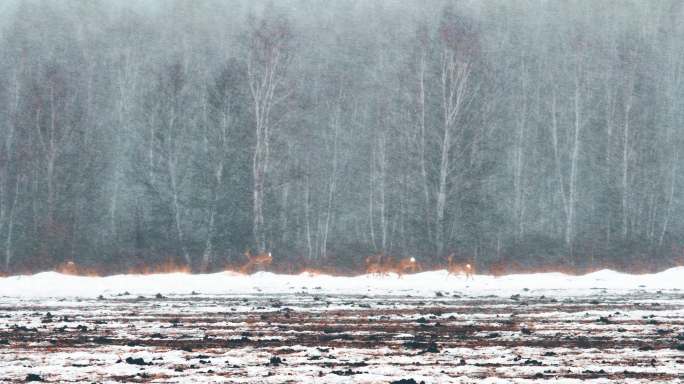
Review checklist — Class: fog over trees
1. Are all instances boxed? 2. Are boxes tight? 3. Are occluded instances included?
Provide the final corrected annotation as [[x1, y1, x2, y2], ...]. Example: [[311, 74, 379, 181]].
[[0, 0, 683, 274]]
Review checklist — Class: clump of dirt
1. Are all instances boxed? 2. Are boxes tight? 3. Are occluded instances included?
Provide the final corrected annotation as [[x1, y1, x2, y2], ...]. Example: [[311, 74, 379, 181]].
[[390, 379, 425, 384], [125, 357, 152, 366], [25, 374, 44, 382]]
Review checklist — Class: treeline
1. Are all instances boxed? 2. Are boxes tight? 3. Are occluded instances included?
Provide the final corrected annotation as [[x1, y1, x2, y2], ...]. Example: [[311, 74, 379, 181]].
[[0, 0, 683, 275]]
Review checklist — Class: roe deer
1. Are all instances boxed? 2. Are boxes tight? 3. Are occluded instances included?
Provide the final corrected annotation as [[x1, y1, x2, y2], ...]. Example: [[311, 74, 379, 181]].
[[393, 257, 421, 277], [365, 253, 391, 276], [447, 253, 474, 280], [240, 250, 273, 274]]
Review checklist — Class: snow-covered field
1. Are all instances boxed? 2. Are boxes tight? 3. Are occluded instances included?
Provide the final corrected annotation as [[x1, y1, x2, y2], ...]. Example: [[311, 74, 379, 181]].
[[0, 269, 683, 383]]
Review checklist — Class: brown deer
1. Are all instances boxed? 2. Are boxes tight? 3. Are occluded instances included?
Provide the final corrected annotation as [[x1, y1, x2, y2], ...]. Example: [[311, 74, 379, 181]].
[[365, 253, 391, 276], [393, 257, 421, 277], [240, 250, 273, 274], [447, 253, 474, 280], [58, 261, 78, 275]]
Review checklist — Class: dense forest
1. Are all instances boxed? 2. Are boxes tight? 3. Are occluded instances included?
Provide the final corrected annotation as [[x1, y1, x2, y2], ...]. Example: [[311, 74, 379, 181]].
[[0, 0, 683, 274]]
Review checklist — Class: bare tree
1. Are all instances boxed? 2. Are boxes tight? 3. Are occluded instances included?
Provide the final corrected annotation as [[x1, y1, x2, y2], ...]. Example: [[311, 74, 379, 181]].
[[246, 9, 292, 253], [434, 7, 477, 257], [30, 64, 79, 264], [1, 67, 22, 271], [145, 62, 194, 266]]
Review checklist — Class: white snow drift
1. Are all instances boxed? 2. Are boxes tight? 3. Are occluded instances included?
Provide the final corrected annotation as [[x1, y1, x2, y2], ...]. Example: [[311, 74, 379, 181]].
[[0, 267, 682, 298]]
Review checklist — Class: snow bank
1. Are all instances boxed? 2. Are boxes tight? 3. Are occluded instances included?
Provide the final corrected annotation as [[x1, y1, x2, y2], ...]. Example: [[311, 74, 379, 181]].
[[0, 267, 682, 298]]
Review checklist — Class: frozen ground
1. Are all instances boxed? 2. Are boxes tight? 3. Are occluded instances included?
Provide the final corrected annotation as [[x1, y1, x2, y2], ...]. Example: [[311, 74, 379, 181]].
[[0, 269, 683, 383]]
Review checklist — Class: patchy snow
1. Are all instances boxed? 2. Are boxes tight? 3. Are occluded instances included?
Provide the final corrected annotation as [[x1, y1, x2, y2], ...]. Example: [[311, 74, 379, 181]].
[[1, 269, 682, 382], [1, 267, 682, 298]]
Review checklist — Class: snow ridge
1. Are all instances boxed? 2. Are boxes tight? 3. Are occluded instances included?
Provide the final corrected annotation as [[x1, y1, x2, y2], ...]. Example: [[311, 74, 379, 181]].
[[1, 267, 682, 298]]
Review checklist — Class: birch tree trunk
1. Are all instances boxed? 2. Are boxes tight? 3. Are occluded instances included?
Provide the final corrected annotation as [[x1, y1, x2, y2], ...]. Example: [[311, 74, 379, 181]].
[[513, 60, 528, 241], [167, 131, 191, 267], [321, 102, 340, 259], [566, 62, 583, 254], [201, 88, 229, 271], [436, 49, 471, 257], [550, 88, 569, 238], [1, 70, 20, 272], [4, 179, 20, 272], [304, 175, 313, 260], [33, 74, 75, 264], [246, 15, 291, 253], [368, 137, 377, 252], [417, 54, 433, 247], [110, 52, 137, 244], [621, 75, 634, 239]]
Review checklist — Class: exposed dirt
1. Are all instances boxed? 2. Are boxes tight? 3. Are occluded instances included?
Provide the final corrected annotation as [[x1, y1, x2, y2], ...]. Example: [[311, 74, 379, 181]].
[[0, 291, 682, 383]]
